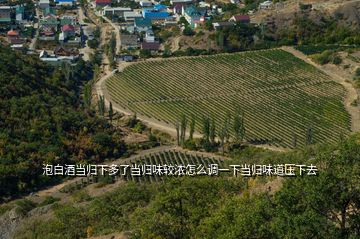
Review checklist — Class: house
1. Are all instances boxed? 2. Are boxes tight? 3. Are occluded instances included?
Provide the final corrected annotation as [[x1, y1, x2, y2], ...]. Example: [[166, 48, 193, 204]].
[[144, 29, 155, 42], [123, 11, 143, 22], [134, 17, 152, 32], [7, 30, 25, 44], [140, 0, 152, 7], [230, 0, 239, 4], [15, 5, 25, 23], [55, 0, 75, 6], [170, 0, 193, 4], [171, 3, 187, 15], [229, 15, 250, 24], [54, 46, 79, 56], [60, 15, 77, 26], [183, 5, 206, 28], [95, 0, 111, 8], [117, 54, 134, 62], [212, 21, 234, 30], [141, 42, 160, 51], [61, 24, 76, 38], [259, 0, 273, 10], [0, 6, 11, 24], [102, 6, 132, 17], [40, 16, 59, 31], [120, 34, 138, 49], [43, 7, 55, 17], [39, 50, 77, 64], [39, 0, 50, 9], [142, 5, 170, 21]]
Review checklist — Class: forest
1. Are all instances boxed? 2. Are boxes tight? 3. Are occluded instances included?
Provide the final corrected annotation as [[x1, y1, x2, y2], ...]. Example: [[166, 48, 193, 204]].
[[0, 46, 127, 201]]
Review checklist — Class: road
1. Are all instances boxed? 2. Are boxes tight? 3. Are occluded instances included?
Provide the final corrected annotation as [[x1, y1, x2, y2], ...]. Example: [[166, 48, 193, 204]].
[[29, 7, 40, 51], [101, 15, 121, 55]]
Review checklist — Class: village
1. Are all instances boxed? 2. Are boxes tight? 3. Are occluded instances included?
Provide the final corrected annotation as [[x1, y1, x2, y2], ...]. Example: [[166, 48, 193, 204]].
[[0, 0, 284, 65]]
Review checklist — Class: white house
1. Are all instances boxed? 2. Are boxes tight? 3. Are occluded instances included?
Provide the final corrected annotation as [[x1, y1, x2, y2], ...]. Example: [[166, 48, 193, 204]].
[[259, 0, 273, 10], [140, 0, 152, 7], [123, 11, 142, 22], [145, 29, 155, 43], [39, 0, 50, 9], [102, 6, 132, 17]]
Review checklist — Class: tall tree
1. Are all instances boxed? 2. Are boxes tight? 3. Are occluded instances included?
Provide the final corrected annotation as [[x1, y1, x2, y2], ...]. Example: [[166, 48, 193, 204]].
[[180, 114, 187, 144], [108, 101, 114, 122], [189, 114, 195, 140], [210, 117, 216, 144], [202, 115, 210, 143]]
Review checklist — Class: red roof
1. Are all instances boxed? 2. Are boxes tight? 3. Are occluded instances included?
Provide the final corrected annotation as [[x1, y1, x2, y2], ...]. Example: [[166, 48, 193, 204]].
[[7, 30, 19, 36], [141, 42, 160, 50], [62, 24, 75, 32], [232, 15, 250, 22], [95, 0, 111, 3]]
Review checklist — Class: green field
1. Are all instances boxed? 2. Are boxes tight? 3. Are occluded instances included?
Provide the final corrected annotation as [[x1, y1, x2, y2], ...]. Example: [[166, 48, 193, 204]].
[[106, 49, 351, 148]]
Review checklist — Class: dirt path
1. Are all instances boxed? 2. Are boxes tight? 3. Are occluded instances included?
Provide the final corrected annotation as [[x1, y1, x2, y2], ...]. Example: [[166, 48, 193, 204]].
[[282, 46, 360, 133]]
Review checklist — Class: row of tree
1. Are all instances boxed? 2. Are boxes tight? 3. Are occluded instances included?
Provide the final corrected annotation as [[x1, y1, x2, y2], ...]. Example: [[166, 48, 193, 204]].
[[174, 108, 246, 152]]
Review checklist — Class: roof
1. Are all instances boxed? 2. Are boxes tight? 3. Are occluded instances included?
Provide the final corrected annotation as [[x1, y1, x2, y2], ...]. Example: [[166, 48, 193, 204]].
[[62, 24, 75, 31], [135, 17, 152, 27], [141, 42, 160, 50], [7, 30, 19, 36], [60, 18, 72, 25], [120, 34, 138, 45], [231, 15, 250, 22], [153, 4, 167, 11], [172, 3, 186, 10], [43, 7, 55, 16], [16, 6, 25, 14], [56, 0, 75, 2], [124, 11, 143, 19], [103, 6, 132, 11], [143, 9, 170, 19], [213, 22, 234, 27], [95, 0, 111, 4], [184, 6, 206, 17], [40, 18, 58, 25], [0, 6, 11, 10]]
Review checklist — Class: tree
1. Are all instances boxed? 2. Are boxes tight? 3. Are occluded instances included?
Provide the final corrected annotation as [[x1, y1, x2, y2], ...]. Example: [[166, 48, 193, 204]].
[[175, 122, 180, 146], [189, 114, 195, 140], [108, 101, 114, 122], [98, 95, 106, 116], [233, 108, 245, 143], [202, 116, 210, 143], [180, 114, 187, 145], [218, 126, 226, 155], [306, 126, 313, 145], [183, 26, 195, 36], [210, 117, 216, 144]]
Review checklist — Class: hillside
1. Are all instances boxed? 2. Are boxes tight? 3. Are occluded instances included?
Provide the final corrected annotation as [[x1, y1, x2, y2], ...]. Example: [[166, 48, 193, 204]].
[[0, 46, 126, 201], [7, 135, 360, 239], [106, 49, 350, 148]]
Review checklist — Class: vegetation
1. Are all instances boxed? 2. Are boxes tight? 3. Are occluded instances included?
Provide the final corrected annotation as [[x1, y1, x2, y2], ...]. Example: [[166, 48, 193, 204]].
[[0, 46, 126, 201], [13, 135, 360, 239], [106, 49, 350, 148]]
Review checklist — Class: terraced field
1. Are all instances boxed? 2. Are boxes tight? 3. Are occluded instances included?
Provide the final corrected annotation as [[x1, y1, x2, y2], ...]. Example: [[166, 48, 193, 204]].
[[106, 49, 351, 148]]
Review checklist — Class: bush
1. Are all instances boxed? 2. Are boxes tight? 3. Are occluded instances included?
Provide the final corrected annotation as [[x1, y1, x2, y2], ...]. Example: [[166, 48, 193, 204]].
[[38, 196, 60, 207], [15, 199, 37, 216], [71, 189, 92, 203], [183, 26, 195, 36]]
